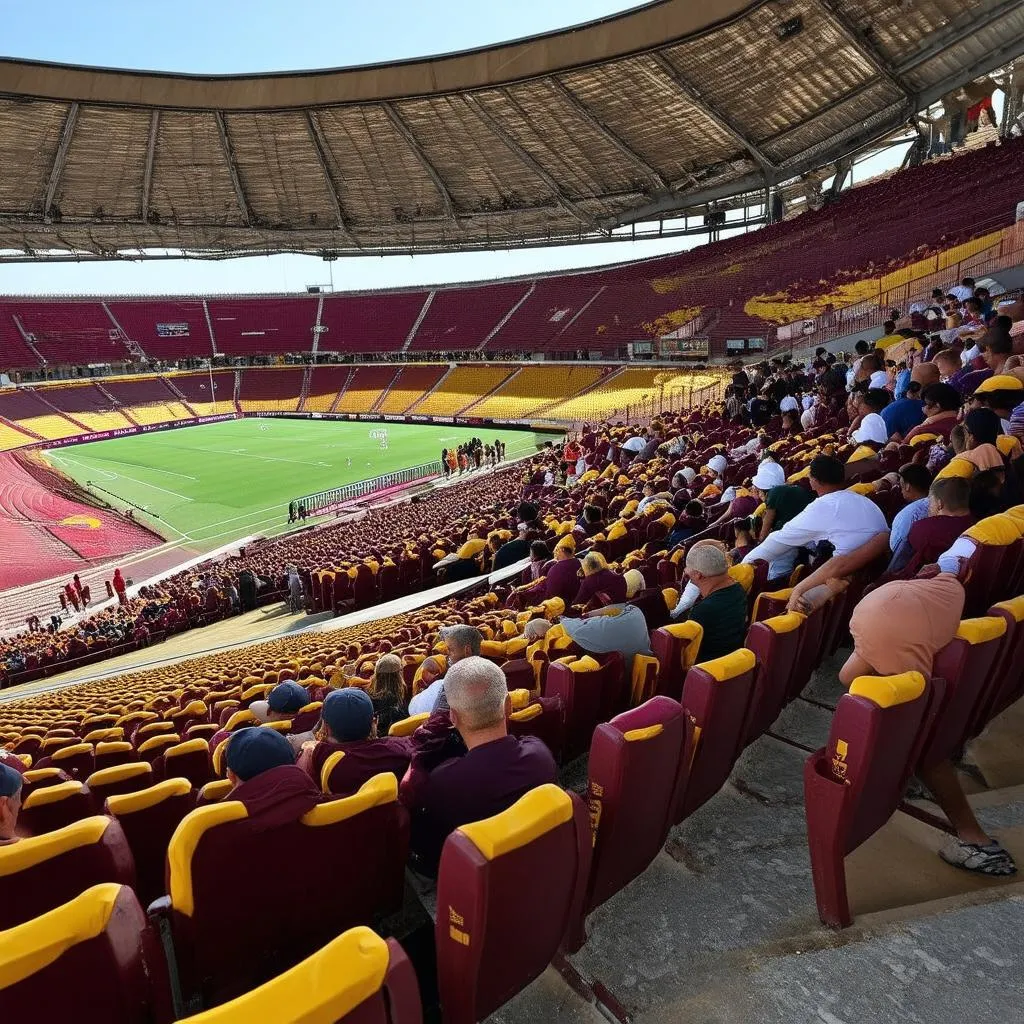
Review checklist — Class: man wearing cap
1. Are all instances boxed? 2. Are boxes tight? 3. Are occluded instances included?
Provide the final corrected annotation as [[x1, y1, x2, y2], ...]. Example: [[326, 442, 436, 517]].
[[751, 460, 813, 582], [401, 656, 557, 876], [249, 680, 316, 754], [408, 625, 482, 717], [226, 727, 321, 827], [972, 374, 1024, 434], [0, 762, 23, 845], [298, 688, 412, 797]]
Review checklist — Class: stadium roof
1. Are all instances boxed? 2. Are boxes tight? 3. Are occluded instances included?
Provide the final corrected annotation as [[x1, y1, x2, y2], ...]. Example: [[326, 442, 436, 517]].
[[0, 0, 1021, 261]]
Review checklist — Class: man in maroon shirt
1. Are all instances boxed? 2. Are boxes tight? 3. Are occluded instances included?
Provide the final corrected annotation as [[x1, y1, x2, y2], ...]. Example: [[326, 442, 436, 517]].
[[298, 688, 412, 796], [400, 656, 558, 877], [887, 476, 973, 579]]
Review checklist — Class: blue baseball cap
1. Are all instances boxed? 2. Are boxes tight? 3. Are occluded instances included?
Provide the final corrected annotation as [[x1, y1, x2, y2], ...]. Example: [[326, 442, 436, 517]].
[[0, 762, 23, 797], [268, 681, 309, 715], [226, 727, 295, 781], [323, 688, 374, 742]]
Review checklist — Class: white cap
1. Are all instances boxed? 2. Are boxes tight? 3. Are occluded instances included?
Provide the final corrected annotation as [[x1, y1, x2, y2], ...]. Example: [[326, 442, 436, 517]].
[[708, 453, 728, 475], [869, 370, 889, 389], [751, 462, 786, 491]]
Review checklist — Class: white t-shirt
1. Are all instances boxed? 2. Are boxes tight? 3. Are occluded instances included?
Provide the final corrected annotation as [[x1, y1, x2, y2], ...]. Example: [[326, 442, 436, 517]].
[[868, 370, 890, 390], [408, 679, 445, 716], [743, 489, 888, 562], [853, 412, 889, 445], [779, 395, 799, 413], [949, 285, 973, 301]]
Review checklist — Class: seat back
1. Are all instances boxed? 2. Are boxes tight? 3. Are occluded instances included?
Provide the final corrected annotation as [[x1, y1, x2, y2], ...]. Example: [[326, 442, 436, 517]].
[[435, 785, 590, 1023], [649, 622, 703, 701], [742, 613, 805, 744], [105, 779, 196, 909], [501, 658, 536, 696], [137, 733, 181, 762], [93, 741, 137, 772], [918, 616, 1008, 769], [543, 655, 618, 761], [0, 817, 136, 929], [675, 649, 758, 822], [20, 767, 68, 799], [174, 928, 421, 1024], [20, 780, 94, 835], [804, 673, 932, 927], [48, 742, 95, 780], [85, 763, 155, 806], [0, 883, 169, 1024], [166, 774, 409, 1006], [508, 696, 565, 764], [584, 698, 686, 917], [160, 738, 213, 787], [983, 596, 1024, 723], [961, 516, 1021, 615]]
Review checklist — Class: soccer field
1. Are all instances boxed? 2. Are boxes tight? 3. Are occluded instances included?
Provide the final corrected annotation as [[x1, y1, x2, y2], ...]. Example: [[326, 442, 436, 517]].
[[44, 420, 552, 550]]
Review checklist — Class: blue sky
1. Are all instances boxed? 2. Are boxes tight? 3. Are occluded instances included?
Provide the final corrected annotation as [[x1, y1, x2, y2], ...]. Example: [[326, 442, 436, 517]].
[[1, 0, 904, 296]]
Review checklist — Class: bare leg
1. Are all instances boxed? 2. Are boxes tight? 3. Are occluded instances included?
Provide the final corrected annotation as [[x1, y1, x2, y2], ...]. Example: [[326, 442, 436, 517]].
[[918, 760, 990, 845]]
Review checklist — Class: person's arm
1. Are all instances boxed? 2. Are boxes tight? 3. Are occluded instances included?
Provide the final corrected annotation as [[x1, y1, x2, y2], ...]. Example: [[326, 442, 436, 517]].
[[671, 580, 700, 618], [786, 530, 890, 612], [758, 507, 777, 541]]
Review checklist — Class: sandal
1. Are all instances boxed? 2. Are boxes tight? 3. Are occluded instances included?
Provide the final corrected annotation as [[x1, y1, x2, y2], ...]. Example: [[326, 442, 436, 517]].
[[939, 839, 1018, 876]]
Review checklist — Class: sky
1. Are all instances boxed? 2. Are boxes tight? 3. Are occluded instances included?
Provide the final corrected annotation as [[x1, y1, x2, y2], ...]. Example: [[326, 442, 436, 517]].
[[2, 0, 911, 296]]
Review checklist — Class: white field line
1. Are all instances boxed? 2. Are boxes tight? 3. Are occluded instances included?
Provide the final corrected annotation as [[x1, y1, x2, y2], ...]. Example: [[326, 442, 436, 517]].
[[75, 455, 198, 481]]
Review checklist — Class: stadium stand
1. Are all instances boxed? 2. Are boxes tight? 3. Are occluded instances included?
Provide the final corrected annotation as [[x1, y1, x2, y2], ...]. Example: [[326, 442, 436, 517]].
[[236, 367, 305, 412], [335, 366, 403, 414], [319, 291, 430, 354], [206, 297, 318, 356], [302, 364, 354, 413], [408, 365, 515, 417], [105, 298, 213, 362], [467, 364, 606, 420], [376, 364, 448, 414], [1, 301, 132, 367], [168, 371, 239, 416], [99, 376, 194, 426], [408, 280, 533, 352], [35, 382, 135, 433], [0, 388, 81, 440]]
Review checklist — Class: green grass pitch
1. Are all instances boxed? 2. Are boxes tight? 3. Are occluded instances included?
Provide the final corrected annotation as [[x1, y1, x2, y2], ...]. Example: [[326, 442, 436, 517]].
[[44, 419, 552, 551]]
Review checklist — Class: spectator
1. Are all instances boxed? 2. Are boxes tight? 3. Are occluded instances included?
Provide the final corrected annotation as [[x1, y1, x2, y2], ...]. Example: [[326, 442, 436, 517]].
[[408, 625, 482, 716], [888, 475, 973, 577], [886, 464, 933, 571], [971, 374, 1024, 433], [287, 566, 303, 613], [851, 388, 891, 444], [842, 570, 1015, 877], [0, 762, 23, 846], [960, 408, 1007, 472], [368, 653, 409, 735], [491, 527, 532, 571], [436, 538, 488, 582], [299, 687, 412, 796], [903, 382, 962, 443], [225, 727, 321, 826], [949, 277, 975, 302], [750, 460, 813, 582], [674, 543, 748, 662], [527, 540, 552, 581], [742, 456, 888, 569], [249, 680, 316, 754], [573, 551, 627, 608], [238, 568, 258, 612], [401, 656, 557, 876], [880, 380, 925, 441], [112, 568, 127, 606], [667, 500, 707, 547]]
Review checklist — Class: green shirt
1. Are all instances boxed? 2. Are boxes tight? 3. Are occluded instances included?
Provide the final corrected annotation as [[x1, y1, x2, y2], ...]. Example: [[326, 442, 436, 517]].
[[766, 484, 814, 530], [689, 583, 749, 663]]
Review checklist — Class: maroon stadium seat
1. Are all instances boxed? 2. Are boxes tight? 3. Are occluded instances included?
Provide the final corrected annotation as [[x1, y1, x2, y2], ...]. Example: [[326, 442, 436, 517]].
[[93, 741, 138, 772], [544, 653, 624, 761], [742, 612, 805, 744], [501, 658, 536, 697], [674, 649, 758, 823], [85, 762, 155, 806], [158, 738, 214, 787], [435, 785, 591, 1022], [980, 596, 1024, 726], [105, 778, 196, 909], [649, 621, 703, 701], [507, 696, 565, 764], [46, 742, 96, 780], [569, 697, 686, 947], [19, 766, 69, 799], [0, 816, 136, 929], [960, 516, 1021, 616], [160, 773, 409, 1007], [173, 927, 421, 1024], [804, 672, 933, 927], [0, 883, 172, 1024], [20, 780, 94, 835]]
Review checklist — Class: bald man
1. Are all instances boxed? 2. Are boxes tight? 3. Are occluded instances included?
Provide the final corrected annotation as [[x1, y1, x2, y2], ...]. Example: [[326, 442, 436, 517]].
[[911, 361, 940, 388]]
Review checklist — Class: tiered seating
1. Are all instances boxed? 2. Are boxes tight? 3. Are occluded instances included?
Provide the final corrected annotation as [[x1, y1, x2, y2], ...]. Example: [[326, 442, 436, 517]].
[[319, 292, 429, 354], [236, 367, 305, 412], [169, 371, 237, 415], [2, 301, 131, 367], [100, 376, 193, 425], [468, 364, 605, 420], [376, 364, 448, 414], [543, 368, 721, 421], [206, 297, 318, 356], [0, 388, 80, 440], [0, 419, 34, 452], [0, 310, 41, 369], [408, 281, 532, 351], [335, 366, 401, 414], [35, 382, 134, 433], [106, 298, 212, 361], [303, 365, 352, 413], [409, 366, 514, 417]]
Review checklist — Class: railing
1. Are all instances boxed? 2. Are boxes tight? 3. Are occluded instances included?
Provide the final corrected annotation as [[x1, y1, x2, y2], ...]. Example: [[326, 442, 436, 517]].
[[292, 460, 441, 518], [768, 220, 1024, 356]]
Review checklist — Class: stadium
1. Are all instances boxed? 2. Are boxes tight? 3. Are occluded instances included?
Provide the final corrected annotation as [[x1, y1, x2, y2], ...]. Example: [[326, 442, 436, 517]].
[[1, 0, 1024, 1020]]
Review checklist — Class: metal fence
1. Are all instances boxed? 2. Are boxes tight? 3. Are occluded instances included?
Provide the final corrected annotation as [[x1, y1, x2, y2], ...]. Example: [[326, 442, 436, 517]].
[[292, 460, 441, 517]]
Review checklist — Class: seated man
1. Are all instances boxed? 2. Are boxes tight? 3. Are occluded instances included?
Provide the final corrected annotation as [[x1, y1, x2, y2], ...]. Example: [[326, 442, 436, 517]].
[[298, 688, 412, 796], [491, 526, 532, 572], [678, 544, 748, 662], [225, 727, 321, 827], [401, 656, 558, 876], [842, 569, 1015, 876], [886, 463, 933, 571], [889, 476, 974, 578], [0, 762, 23, 846], [249, 680, 316, 753], [408, 625, 482, 716], [850, 388, 891, 445], [573, 552, 627, 608], [880, 380, 925, 441]]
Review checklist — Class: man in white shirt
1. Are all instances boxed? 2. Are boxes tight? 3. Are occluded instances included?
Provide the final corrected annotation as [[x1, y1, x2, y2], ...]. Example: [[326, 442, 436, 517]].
[[948, 278, 975, 302], [407, 625, 482, 716], [742, 455, 888, 566], [779, 395, 800, 413], [851, 388, 892, 445], [621, 434, 647, 454]]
